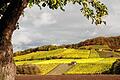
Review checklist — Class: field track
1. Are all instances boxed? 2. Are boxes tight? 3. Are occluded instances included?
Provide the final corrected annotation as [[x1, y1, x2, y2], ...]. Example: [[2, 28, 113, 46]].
[[16, 75, 120, 80], [47, 64, 74, 75]]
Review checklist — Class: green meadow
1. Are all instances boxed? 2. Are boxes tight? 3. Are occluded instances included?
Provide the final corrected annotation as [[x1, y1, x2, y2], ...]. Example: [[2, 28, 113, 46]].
[[14, 45, 120, 75]]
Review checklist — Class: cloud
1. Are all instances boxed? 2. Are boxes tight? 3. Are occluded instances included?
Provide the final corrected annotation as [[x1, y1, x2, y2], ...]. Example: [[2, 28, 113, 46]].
[[33, 13, 56, 26], [12, 1, 120, 51]]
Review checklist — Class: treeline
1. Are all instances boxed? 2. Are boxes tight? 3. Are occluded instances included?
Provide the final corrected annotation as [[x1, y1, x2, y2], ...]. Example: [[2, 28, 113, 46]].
[[14, 36, 120, 56], [14, 45, 65, 57], [77, 36, 120, 50], [14, 44, 84, 57]]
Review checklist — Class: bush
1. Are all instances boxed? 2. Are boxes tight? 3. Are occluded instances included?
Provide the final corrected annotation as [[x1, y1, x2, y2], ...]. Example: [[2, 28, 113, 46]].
[[103, 59, 120, 74], [110, 59, 120, 74], [16, 64, 40, 75]]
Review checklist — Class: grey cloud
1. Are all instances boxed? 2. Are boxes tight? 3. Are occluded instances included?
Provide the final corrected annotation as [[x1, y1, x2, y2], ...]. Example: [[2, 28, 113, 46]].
[[12, 1, 120, 51]]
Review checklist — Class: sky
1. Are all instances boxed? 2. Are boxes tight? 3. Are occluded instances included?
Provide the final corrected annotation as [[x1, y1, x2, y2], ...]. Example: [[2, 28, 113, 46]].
[[12, 0, 120, 51]]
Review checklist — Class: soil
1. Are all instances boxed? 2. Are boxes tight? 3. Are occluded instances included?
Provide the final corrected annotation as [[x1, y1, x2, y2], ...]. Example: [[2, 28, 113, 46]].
[[16, 75, 120, 80], [47, 64, 74, 75]]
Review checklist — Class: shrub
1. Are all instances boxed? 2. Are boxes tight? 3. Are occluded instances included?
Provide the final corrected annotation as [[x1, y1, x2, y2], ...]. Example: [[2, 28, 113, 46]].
[[103, 59, 120, 74], [16, 64, 40, 75], [110, 59, 120, 74]]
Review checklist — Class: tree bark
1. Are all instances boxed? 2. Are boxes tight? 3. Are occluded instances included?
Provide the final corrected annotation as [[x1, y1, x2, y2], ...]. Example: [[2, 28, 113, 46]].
[[0, 0, 29, 80]]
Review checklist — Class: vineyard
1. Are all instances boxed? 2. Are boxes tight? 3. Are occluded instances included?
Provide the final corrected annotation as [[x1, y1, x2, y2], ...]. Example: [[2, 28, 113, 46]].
[[15, 58, 118, 75], [14, 45, 120, 75], [38, 63, 60, 75], [14, 49, 91, 61], [65, 58, 117, 74]]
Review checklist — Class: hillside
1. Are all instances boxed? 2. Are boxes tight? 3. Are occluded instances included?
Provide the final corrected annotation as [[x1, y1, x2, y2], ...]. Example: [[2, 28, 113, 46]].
[[14, 49, 90, 61], [14, 36, 120, 75], [65, 36, 120, 49], [14, 48, 120, 62], [14, 36, 120, 56]]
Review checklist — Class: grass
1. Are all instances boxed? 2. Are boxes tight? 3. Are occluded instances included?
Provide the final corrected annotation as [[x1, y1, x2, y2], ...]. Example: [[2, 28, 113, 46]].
[[14, 45, 120, 75], [79, 45, 110, 50], [14, 49, 90, 61], [14, 49, 66, 61], [38, 63, 60, 75], [98, 51, 120, 58], [15, 58, 104, 65], [65, 58, 117, 74], [61, 49, 90, 59], [65, 63, 112, 74], [16, 61, 60, 75], [88, 49, 100, 58], [15, 58, 118, 75], [14, 45, 119, 61]]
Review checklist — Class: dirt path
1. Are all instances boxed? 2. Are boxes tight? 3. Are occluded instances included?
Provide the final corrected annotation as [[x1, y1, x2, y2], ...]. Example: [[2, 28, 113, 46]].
[[16, 75, 120, 80], [47, 64, 74, 75]]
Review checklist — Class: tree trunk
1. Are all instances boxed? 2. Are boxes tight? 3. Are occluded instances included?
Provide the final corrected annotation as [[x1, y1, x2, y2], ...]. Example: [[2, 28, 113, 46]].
[[0, 0, 29, 80], [0, 42, 16, 80], [0, 25, 16, 80]]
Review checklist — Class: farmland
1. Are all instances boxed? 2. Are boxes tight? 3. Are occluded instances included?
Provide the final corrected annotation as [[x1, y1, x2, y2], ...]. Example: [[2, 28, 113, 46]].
[[15, 58, 118, 75], [14, 49, 91, 61], [14, 45, 120, 75]]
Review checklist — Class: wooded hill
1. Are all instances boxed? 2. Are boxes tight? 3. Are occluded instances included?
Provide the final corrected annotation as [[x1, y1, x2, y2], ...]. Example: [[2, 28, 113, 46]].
[[14, 36, 120, 56], [67, 36, 120, 49]]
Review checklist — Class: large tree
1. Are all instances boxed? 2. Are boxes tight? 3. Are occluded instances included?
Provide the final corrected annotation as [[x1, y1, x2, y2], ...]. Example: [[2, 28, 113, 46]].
[[0, 0, 108, 80]]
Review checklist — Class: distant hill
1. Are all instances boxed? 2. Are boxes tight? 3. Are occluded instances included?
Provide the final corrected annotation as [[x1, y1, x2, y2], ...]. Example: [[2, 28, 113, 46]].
[[14, 36, 120, 75], [14, 36, 120, 56], [65, 36, 120, 49]]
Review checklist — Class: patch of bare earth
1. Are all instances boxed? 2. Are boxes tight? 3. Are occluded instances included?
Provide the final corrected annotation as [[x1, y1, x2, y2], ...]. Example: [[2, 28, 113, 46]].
[[16, 75, 120, 80], [47, 64, 74, 75]]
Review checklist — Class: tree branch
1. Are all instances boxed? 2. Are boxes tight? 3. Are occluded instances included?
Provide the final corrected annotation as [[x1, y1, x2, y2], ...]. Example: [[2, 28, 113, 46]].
[[0, 0, 11, 9], [0, 0, 29, 41]]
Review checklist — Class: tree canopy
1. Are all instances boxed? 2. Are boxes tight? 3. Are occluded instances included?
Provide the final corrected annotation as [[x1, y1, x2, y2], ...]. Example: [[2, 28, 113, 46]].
[[0, 0, 108, 80], [0, 0, 108, 25]]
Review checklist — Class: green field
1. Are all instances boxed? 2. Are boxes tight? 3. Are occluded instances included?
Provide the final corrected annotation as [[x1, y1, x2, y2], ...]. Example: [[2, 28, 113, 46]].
[[15, 58, 105, 65], [14, 45, 120, 75], [88, 49, 100, 58], [38, 63, 59, 75], [65, 58, 117, 74], [14, 49, 91, 61], [14, 49, 120, 61], [15, 58, 118, 75], [79, 45, 110, 50], [65, 63, 111, 74]]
